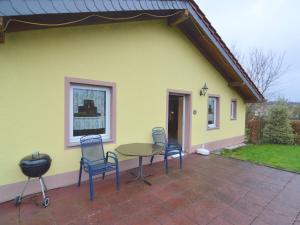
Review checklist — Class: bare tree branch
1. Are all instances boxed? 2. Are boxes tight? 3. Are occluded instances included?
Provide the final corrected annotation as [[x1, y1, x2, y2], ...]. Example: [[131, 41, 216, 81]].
[[231, 46, 288, 99]]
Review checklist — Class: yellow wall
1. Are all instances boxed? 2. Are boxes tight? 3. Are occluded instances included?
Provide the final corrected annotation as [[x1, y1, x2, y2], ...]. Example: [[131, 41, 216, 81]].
[[0, 20, 245, 185]]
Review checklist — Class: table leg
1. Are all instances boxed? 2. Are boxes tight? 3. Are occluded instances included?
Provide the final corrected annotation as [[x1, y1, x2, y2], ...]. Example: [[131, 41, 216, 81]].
[[127, 156, 152, 185]]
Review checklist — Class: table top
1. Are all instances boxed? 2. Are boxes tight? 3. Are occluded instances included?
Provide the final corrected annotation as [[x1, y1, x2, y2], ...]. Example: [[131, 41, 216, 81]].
[[115, 143, 163, 157]]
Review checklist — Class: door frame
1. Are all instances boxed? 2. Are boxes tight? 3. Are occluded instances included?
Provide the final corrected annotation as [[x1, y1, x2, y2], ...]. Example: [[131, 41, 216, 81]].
[[166, 89, 192, 153]]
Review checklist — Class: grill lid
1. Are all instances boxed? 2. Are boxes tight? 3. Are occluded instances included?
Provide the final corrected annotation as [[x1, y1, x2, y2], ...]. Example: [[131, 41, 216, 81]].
[[20, 153, 52, 168]]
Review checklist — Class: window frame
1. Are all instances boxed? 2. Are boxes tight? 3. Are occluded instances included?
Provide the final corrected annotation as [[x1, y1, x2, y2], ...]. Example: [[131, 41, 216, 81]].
[[230, 99, 237, 120], [65, 77, 116, 148], [207, 95, 220, 130], [69, 84, 111, 143]]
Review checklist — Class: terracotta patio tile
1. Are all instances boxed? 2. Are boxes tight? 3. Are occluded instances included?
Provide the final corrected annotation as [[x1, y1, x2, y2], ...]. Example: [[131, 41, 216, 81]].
[[257, 208, 295, 225], [231, 197, 264, 217], [147, 203, 173, 223], [111, 199, 144, 219], [19, 206, 55, 225], [85, 206, 122, 225], [249, 188, 279, 203], [0, 203, 19, 225], [104, 190, 131, 204], [265, 200, 299, 218], [162, 195, 192, 212], [208, 216, 234, 225], [125, 211, 161, 225], [20, 201, 49, 221], [64, 216, 90, 225], [289, 175, 300, 186], [212, 184, 247, 205], [1, 154, 300, 225], [159, 212, 197, 225], [181, 200, 227, 225], [192, 181, 219, 194], [241, 191, 270, 207], [133, 191, 162, 206], [150, 185, 179, 202], [114, 220, 129, 225], [249, 164, 278, 177], [180, 188, 207, 204], [220, 206, 253, 225], [274, 191, 300, 210], [250, 218, 272, 225]]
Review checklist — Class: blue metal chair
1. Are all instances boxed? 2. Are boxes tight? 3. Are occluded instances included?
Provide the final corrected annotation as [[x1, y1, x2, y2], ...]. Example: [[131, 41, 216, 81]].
[[150, 127, 183, 174], [78, 135, 120, 200]]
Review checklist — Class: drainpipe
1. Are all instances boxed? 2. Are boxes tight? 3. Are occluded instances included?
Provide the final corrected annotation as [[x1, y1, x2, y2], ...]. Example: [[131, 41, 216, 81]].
[[0, 17, 5, 43]]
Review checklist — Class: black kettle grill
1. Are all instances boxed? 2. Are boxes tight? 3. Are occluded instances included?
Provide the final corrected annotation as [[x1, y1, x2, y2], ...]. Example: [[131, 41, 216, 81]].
[[14, 152, 52, 207]]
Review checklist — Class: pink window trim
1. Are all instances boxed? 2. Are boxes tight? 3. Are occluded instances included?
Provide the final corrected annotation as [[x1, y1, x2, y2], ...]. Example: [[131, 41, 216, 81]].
[[230, 98, 237, 120], [64, 77, 116, 149]]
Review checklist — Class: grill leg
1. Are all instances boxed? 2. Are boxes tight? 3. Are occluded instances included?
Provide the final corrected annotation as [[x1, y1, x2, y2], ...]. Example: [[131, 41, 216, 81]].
[[40, 177, 48, 193], [39, 177, 50, 207], [39, 178, 46, 200], [14, 178, 30, 206], [20, 178, 30, 199]]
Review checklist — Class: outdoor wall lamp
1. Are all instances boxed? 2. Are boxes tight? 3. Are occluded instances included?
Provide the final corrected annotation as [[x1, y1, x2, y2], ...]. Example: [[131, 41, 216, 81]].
[[200, 83, 208, 96]]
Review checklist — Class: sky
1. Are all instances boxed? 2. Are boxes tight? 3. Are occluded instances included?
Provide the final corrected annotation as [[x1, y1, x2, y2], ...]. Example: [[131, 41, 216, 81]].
[[196, 0, 300, 101]]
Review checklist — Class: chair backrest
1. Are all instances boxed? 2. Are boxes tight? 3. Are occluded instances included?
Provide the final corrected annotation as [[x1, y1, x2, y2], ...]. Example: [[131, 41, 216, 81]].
[[80, 135, 105, 162], [152, 127, 167, 146]]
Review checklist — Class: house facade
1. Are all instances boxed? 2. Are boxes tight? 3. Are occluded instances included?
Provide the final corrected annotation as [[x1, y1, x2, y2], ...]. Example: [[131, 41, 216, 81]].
[[0, 0, 263, 203]]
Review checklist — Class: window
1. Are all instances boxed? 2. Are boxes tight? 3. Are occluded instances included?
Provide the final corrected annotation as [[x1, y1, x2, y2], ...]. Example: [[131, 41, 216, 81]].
[[230, 100, 237, 120], [208, 96, 219, 129], [65, 77, 116, 147]]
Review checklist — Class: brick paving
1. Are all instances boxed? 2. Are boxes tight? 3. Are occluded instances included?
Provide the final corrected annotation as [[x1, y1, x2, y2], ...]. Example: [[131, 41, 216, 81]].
[[0, 154, 300, 225]]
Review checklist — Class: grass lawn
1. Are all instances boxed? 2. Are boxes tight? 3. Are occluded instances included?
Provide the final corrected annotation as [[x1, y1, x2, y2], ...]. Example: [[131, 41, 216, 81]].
[[221, 144, 300, 173]]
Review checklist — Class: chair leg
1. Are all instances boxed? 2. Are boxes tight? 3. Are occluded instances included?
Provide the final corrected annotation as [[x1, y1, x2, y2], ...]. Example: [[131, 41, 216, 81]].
[[179, 151, 183, 169], [102, 172, 105, 180], [88, 172, 94, 201], [78, 160, 83, 187], [150, 155, 154, 166], [116, 165, 120, 192]]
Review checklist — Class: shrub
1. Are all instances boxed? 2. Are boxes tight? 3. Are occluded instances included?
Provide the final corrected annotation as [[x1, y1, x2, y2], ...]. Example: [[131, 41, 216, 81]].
[[263, 101, 294, 144]]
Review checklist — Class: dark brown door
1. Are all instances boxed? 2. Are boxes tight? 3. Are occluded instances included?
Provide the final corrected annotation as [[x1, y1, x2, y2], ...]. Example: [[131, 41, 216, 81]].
[[168, 95, 184, 145]]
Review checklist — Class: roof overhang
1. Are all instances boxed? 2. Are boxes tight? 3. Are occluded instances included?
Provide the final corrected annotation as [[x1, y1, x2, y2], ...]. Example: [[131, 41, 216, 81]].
[[0, 0, 264, 102]]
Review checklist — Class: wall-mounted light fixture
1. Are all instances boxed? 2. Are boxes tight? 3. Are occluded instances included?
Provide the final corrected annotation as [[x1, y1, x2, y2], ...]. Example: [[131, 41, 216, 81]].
[[199, 83, 208, 96]]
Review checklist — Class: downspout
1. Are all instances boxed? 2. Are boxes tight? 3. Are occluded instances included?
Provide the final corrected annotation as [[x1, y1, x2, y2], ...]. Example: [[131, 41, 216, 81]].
[[0, 17, 5, 43]]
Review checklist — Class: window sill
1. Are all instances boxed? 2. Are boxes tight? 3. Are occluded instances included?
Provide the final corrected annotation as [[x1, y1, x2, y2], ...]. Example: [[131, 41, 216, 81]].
[[207, 126, 220, 131], [65, 138, 115, 149]]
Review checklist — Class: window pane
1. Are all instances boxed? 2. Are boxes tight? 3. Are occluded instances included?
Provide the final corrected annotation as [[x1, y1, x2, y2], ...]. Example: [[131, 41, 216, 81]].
[[208, 97, 215, 125], [73, 88, 106, 136], [231, 101, 237, 119]]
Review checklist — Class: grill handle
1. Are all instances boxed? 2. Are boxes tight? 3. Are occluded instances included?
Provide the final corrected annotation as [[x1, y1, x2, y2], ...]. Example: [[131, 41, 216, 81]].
[[32, 151, 40, 159]]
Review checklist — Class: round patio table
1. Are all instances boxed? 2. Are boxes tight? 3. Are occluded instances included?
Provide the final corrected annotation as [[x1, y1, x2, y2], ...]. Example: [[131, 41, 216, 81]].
[[115, 143, 163, 185]]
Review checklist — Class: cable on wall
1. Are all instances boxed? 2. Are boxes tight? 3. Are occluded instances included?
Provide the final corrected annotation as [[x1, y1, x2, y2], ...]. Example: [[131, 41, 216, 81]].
[[3, 11, 182, 32]]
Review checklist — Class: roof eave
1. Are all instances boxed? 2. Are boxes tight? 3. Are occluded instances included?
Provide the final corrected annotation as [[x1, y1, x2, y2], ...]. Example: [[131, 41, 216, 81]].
[[186, 1, 264, 102]]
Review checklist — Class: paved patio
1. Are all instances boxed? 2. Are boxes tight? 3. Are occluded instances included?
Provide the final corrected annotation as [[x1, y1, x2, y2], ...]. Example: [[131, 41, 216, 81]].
[[1, 154, 300, 225]]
